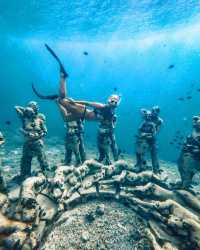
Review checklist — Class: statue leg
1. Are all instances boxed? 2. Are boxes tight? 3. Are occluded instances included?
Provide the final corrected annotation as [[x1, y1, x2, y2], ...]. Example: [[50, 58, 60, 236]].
[[135, 138, 147, 171], [72, 135, 82, 166], [150, 141, 160, 174], [97, 132, 111, 164], [109, 132, 119, 161], [36, 141, 49, 172], [65, 135, 73, 165], [20, 141, 32, 179], [79, 134, 86, 163], [178, 152, 195, 189]]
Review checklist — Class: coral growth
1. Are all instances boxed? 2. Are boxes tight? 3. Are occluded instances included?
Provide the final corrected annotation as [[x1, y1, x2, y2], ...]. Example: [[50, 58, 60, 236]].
[[0, 160, 200, 249]]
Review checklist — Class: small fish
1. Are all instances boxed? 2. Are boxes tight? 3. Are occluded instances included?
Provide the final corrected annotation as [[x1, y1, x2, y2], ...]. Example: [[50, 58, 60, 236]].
[[5, 121, 11, 125], [113, 87, 118, 92], [83, 51, 88, 56], [169, 142, 174, 145], [197, 88, 200, 92], [168, 64, 175, 69], [178, 97, 184, 101], [186, 96, 192, 100]]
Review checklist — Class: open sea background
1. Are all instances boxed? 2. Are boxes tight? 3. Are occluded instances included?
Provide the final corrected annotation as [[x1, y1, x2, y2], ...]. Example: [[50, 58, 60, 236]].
[[1, 0, 200, 163]]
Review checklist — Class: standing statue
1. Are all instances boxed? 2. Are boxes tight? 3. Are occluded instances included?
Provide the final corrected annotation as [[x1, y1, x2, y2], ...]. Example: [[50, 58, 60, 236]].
[[0, 131, 6, 193], [178, 115, 200, 189], [94, 95, 120, 165], [57, 100, 86, 166], [70, 95, 120, 165], [15, 101, 49, 180], [135, 106, 163, 174]]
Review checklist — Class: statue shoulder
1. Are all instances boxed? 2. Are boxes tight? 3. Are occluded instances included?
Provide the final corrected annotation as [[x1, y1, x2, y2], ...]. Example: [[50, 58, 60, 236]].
[[158, 117, 163, 125], [37, 113, 46, 121]]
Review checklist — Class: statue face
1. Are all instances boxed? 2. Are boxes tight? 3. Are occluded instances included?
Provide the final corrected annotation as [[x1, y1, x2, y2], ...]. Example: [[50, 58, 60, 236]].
[[144, 111, 152, 121], [28, 101, 39, 113], [193, 116, 200, 131], [151, 106, 160, 115], [108, 95, 121, 107], [25, 107, 35, 118]]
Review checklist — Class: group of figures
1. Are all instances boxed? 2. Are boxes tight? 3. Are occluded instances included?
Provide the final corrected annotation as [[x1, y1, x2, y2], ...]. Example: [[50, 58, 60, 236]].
[[0, 44, 200, 193], [2, 159, 200, 249], [0, 44, 200, 250]]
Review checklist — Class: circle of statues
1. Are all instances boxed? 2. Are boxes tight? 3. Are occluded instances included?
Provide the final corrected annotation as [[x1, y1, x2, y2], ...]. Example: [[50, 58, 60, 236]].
[[0, 45, 200, 250]]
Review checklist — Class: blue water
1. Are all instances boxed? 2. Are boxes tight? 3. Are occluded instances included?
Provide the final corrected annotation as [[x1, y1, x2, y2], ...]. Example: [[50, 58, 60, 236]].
[[1, 0, 200, 161]]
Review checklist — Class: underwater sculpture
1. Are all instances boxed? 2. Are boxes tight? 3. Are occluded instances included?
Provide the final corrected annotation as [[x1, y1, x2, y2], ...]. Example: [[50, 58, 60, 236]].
[[50, 160, 103, 206], [57, 67, 121, 165], [32, 44, 120, 165], [0, 132, 4, 146], [95, 94, 119, 165], [75, 94, 120, 165], [135, 106, 163, 174], [0, 44, 195, 249], [177, 115, 200, 189], [15, 102, 49, 180], [0, 159, 200, 249], [57, 100, 86, 166], [0, 132, 7, 193]]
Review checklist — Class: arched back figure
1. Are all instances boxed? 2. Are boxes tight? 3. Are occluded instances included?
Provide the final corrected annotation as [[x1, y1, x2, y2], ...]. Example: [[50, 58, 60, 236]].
[[57, 68, 120, 165], [32, 44, 121, 165]]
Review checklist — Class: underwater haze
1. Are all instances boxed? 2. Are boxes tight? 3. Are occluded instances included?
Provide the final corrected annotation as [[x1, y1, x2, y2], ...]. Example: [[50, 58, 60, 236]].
[[1, 0, 200, 162]]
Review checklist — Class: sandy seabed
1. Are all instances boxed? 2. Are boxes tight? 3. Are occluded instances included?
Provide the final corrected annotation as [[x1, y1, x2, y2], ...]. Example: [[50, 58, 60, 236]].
[[1, 137, 200, 250], [40, 200, 152, 250]]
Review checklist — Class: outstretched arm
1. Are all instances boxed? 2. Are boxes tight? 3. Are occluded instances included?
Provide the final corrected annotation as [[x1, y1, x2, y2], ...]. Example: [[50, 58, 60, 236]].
[[58, 74, 104, 109], [56, 100, 75, 122], [156, 118, 163, 133], [15, 106, 25, 118], [74, 101, 105, 109]]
